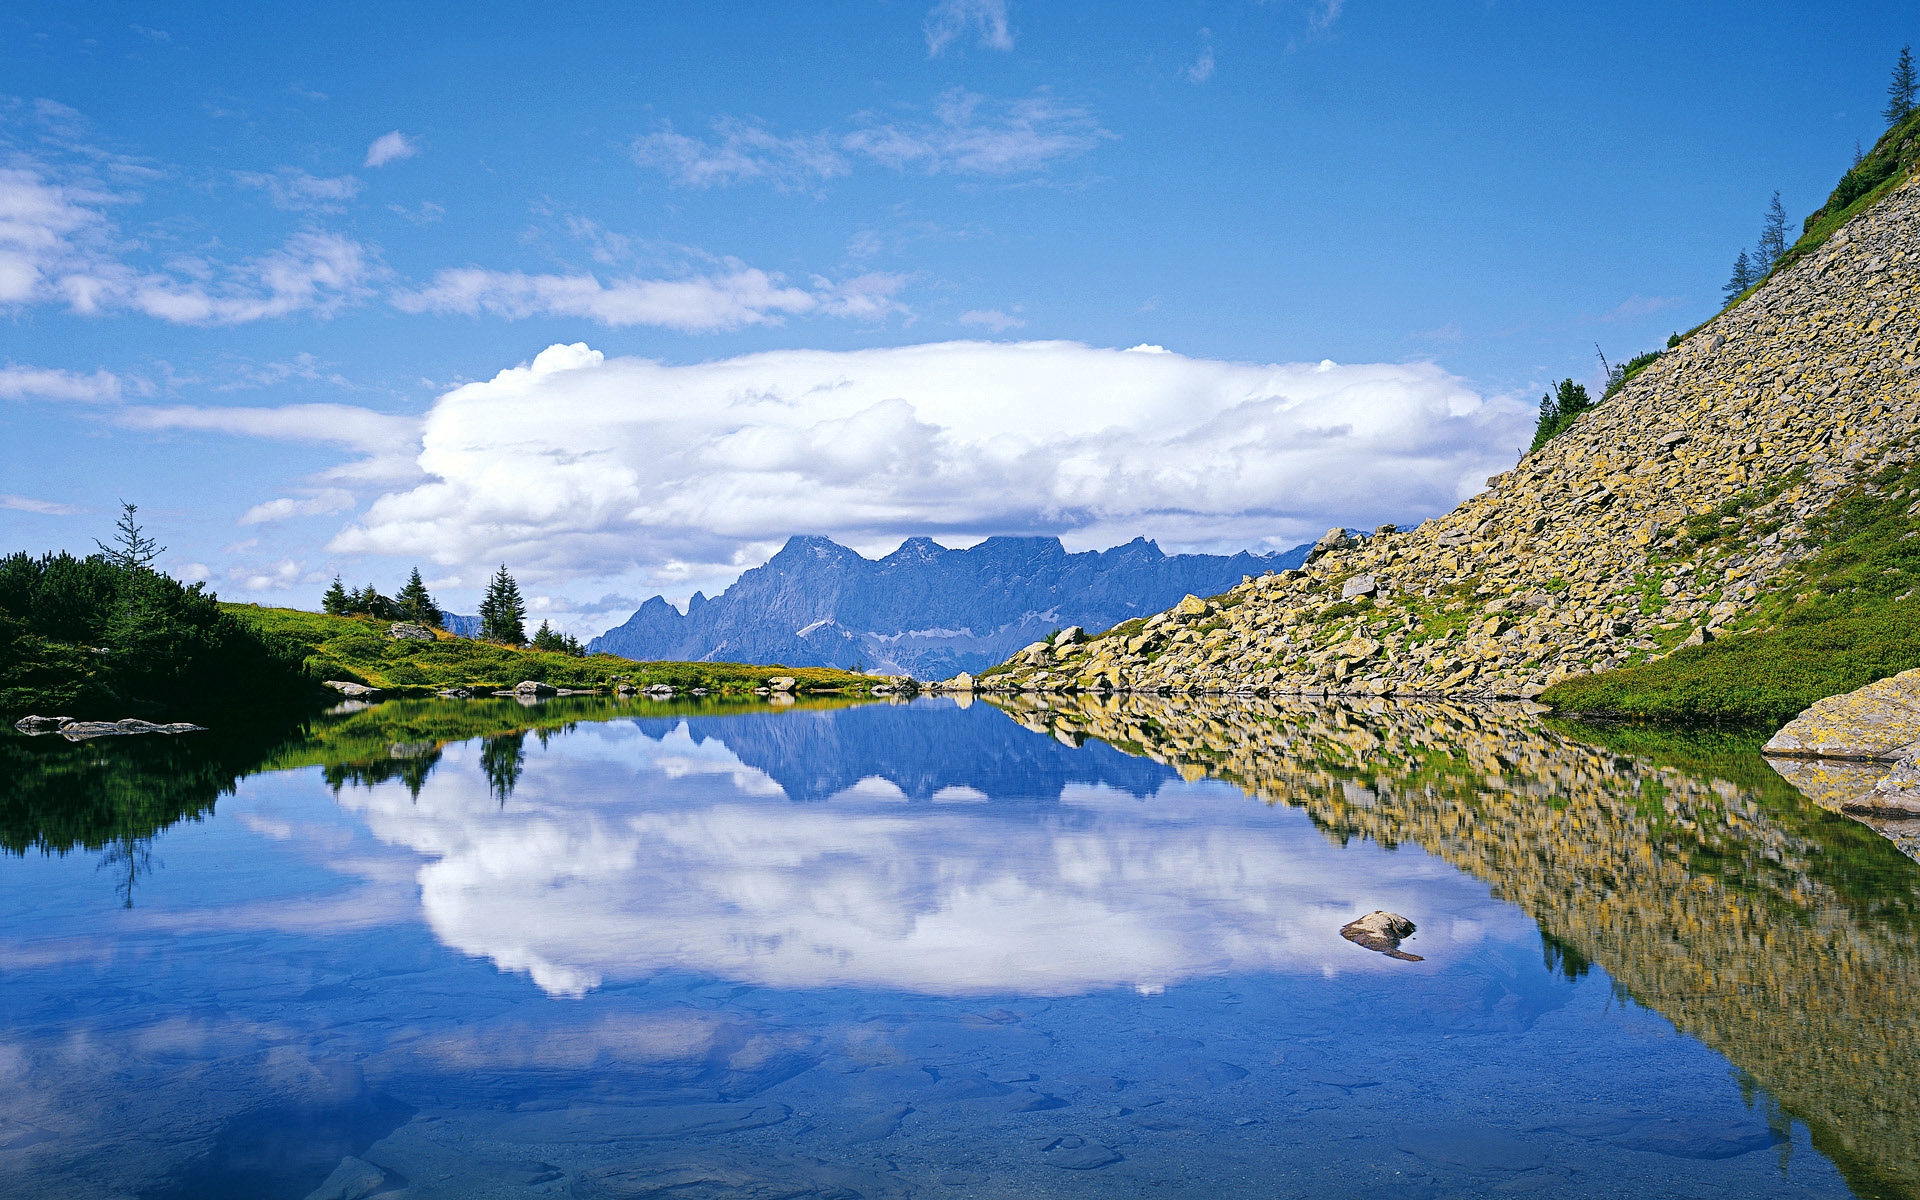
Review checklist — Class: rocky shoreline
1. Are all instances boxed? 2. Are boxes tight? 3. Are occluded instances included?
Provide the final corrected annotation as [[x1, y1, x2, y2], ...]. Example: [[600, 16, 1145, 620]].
[[12, 715, 207, 741]]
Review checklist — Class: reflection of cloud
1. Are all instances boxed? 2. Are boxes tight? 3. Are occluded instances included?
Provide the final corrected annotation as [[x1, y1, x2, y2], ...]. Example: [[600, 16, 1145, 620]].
[[331, 721, 1528, 998]]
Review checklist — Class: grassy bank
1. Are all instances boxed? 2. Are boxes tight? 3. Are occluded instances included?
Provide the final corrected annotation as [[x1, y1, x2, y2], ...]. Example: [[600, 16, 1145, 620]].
[[1543, 451, 1920, 723], [228, 604, 875, 696]]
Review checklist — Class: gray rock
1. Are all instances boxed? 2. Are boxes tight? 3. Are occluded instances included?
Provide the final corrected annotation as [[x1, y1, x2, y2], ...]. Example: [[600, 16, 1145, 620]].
[[436, 686, 474, 699], [1849, 755, 1920, 816], [325, 680, 382, 698], [1340, 574, 1378, 601], [513, 680, 557, 696], [387, 622, 434, 642], [766, 676, 796, 692], [13, 715, 72, 733], [1340, 910, 1423, 961], [1764, 667, 1920, 760]]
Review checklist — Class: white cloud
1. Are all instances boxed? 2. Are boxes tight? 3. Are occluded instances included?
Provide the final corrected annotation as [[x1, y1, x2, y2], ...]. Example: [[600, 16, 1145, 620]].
[[331, 339, 1529, 584], [844, 89, 1114, 175], [1186, 30, 1216, 83], [0, 494, 82, 515], [632, 118, 847, 191], [0, 365, 126, 403], [958, 307, 1024, 332], [363, 130, 420, 168], [391, 264, 905, 332], [233, 167, 362, 213], [388, 200, 445, 224], [238, 488, 356, 525], [924, 0, 1014, 56], [117, 401, 418, 455]]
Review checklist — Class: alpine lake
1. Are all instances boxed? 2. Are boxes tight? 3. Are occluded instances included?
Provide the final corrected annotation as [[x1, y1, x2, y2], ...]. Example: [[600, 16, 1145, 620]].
[[4, 691, 1919, 1200]]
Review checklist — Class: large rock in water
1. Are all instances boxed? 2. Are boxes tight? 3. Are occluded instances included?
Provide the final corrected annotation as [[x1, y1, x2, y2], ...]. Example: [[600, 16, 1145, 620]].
[[1763, 668, 1920, 761], [1340, 910, 1422, 961], [587, 534, 1311, 680]]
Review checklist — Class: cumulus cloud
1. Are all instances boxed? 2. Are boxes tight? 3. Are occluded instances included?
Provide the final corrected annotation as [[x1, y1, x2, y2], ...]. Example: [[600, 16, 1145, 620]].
[[233, 167, 362, 213], [391, 264, 905, 331], [238, 488, 355, 525], [632, 118, 847, 191], [331, 339, 1529, 585], [924, 0, 1014, 56], [363, 130, 419, 168], [844, 89, 1113, 175]]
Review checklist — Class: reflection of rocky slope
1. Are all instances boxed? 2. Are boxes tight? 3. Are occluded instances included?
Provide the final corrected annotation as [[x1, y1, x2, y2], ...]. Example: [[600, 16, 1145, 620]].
[[994, 694, 1920, 1199], [986, 173, 1920, 699], [590, 534, 1307, 678], [632, 698, 1176, 803]]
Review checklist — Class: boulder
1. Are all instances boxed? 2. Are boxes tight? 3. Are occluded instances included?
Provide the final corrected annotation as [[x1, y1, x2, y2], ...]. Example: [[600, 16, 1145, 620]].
[[437, 686, 474, 699], [387, 622, 435, 642], [324, 680, 382, 698], [1764, 668, 1920, 761], [1306, 527, 1356, 563], [513, 680, 557, 697], [766, 676, 796, 692], [1340, 910, 1423, 962], [1055, 625, 1084, 645], [13, 715, 72, 733], [1172, 595, 1210, 618], [949, 671, 976, 691], [1340, 574, 1378, 601], [1849, 755, 1920, 816], [614, 683, 637, 696]]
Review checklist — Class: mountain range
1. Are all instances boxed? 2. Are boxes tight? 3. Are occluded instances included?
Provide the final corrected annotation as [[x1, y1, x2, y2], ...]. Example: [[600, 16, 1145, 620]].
[[588, 534, 1311, 678]]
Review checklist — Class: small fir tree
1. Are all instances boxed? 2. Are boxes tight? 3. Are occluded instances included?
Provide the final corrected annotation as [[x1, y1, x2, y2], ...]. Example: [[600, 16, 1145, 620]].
[[1756, 191, 1788, 270], [1529, 379, 1593, 453], [322, 575, 350, 615], [1723, 249, 1755, 304], [395, 567, 441, 626], [1887, 45, 1917, 126], [478, 564, 527, 645], [93, 501, 166, 623]]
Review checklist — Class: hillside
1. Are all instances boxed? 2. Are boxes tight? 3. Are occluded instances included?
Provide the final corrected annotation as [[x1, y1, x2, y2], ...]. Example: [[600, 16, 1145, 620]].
[[590, 534, 1309, 679], [227, 605, 874, 697], [975, 152, 1920, 719]]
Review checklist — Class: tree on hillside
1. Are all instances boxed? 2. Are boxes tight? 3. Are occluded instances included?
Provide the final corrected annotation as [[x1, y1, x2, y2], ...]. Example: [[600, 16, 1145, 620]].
[[1756, 191, 1789, 270], [93, 501, 165, 626], [1723, 249, 1756, 304], [395, 567, 441, 626], [1888, 45, 1917, 126], [322, 576, 350, 615], [1529, 379, 1593, 453], [478, 564, 527, 645], [531, 619, 585, 656]]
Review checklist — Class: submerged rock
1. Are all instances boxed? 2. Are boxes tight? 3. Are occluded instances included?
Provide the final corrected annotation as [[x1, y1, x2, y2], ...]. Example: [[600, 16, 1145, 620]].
[[1340, 910, 1423, 961]]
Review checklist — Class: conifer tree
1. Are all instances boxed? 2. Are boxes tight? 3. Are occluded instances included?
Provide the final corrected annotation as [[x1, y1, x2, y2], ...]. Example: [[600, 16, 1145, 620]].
[[1723, 249, 1755, 304], [322, 575, 350, 615], [1888, 45, 1917, 126], [478, 564, 527, 645], [93, 501, 165, 624], [1756, 191, 1788, 270], [395, 567, 441, 626]]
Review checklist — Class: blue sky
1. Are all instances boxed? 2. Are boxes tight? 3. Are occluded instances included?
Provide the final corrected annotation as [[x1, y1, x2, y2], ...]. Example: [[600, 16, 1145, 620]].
[[1, 1, 1911, 631]]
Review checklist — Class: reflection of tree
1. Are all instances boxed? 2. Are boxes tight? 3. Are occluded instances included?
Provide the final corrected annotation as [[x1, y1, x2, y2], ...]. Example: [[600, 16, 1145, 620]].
[[995, 694, 1920, 1200], [480, 730, 528, 805], [323, 745, 443, 800], [98, 833, 154, 909]]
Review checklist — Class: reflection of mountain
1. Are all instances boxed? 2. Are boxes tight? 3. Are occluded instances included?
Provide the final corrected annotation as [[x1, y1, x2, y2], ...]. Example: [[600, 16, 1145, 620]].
[[631, 698, 1177, 803], [1001, 694, 1920, 1200], [589, 534, 1309, 678]]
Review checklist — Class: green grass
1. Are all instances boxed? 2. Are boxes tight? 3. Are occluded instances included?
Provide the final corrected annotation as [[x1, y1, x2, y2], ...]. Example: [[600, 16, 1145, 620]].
[[226, 604, 875, 696], [1543, 451, 1920, 723]]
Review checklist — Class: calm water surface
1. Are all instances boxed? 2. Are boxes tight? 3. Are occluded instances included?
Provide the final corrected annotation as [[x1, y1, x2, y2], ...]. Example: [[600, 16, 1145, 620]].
[[3, 694, 1917, 1199]]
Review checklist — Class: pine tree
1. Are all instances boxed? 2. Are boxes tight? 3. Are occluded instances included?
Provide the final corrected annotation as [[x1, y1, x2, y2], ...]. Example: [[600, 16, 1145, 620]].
[[1723, 249, 1755, 304], [322, 575, 350, 615], [479, 564, 526, 645], [531, 619, 561, 651], [93, 501, 165, 624], [1528, 379, 1593, 453], [1887, 45, 1917, 126], [1756, 191, 1788, 270], [395, 567, 441, 626]]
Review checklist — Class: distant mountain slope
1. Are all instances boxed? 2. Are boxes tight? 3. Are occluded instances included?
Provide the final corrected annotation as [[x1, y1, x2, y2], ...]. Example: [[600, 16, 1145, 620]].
[[589, 535, 1311, 678]]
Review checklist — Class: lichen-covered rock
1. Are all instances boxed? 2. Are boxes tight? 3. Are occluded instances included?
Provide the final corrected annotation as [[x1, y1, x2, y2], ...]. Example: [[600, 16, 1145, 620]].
[[387, 622, 434, 641], [1764, 668, 1920, 761], [976, 173, 1920, 702], [1852, 755, 1920, 815]]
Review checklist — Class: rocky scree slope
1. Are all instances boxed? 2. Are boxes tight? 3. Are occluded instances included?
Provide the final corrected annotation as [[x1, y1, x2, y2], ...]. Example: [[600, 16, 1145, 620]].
[[978, 172, 1920, 704]]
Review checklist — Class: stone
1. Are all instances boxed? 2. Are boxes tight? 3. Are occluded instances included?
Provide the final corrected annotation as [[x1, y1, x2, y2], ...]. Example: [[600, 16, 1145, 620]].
[[387, 622, 434, 641], [1056, 625, 1084, 645], [1683, 626, 1714, 647], [13, 715, 71, 733], [437, 686, 474, 699], [1340, 573, 1378, 600], [1850, 755, 1920, 815], [766, 676, 796, 692], [1764, 668, 1920, 760], [1306, 526, 1356, 563], [1340, 910, 1423, 961], [325, 681, 382, 698], [948, 671, 975, 691], [1173, 594, 1210, 617], [513, 680, 557, 696], [614, 683, 637, 695]]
